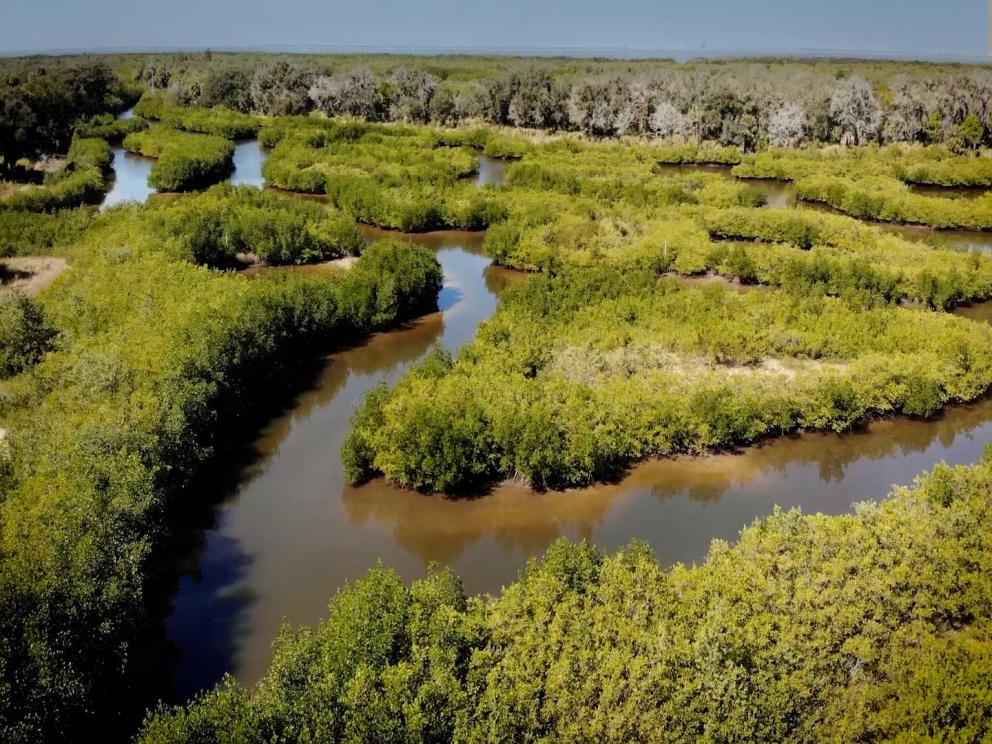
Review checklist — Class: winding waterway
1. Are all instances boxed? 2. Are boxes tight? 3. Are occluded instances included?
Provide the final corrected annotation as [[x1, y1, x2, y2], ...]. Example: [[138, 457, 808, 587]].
[[657, 162, 992, 252], [99, 112, 268, 210], [137, 136, 992, 702], [167, 247, 992, 702]]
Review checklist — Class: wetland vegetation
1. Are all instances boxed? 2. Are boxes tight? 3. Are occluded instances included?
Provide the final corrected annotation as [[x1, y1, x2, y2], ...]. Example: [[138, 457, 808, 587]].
[[3, 51, 992, 742]]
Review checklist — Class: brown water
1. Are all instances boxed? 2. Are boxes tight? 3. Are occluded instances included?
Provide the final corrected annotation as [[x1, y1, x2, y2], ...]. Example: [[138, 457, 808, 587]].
[[655, 163, 992, 252], [908, 183, 990, 200], [167, 211, 992, 701], [475, 153, 508, 187]]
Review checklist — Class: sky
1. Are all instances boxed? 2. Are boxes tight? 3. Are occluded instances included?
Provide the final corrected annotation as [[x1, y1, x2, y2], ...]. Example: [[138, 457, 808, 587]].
[[0, 0, 986, 59]]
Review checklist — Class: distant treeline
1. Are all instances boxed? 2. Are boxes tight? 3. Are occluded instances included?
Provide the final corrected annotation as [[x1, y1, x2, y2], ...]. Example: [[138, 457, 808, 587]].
[[3, 53, 991, 176], [71, 52, 992, 150]]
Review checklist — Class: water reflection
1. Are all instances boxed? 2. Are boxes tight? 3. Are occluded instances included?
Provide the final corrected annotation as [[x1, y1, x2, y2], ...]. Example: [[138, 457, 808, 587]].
[[341, 397, 992, 577], [230, 140, 267, 188], [100, 147, 156, 211], [954, 300, 992, 324], [99, 125, 267, 210], [474, 153, 508, 187], [908, 183, 989, 200], [874, 223, 992, 253], [168, 232, 511, 697]]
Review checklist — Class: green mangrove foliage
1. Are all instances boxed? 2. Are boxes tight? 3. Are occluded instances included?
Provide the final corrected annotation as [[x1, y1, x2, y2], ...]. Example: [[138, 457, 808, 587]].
[[344, 268, 992, 491], [728, 146, 992, 228], [75, 112, 148, 141], [123, 126, 235, 191], [0, 208, 92, 257], [134, 93, 261, 138], [1, 80, 992, 743], [505, 140, 764, 209], [1, 137, 112, 211], [143, 184, 366, 266], [795, 173, 992, 229], [486, 187, 992, 308], [262, 118, 506, 231], [733, 144, 992, 187], [0, 293, 57, 377], [140, 456, 992, 742], [0, 215, 442, 742]]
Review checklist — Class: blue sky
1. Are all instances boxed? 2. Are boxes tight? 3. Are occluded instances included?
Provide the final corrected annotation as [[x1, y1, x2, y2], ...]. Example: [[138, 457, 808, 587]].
[[0, 0, 985, 58]]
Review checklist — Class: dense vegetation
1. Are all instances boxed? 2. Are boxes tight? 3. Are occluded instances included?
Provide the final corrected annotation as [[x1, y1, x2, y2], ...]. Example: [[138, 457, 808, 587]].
[[343, 269, 992, 491], [0, 136, 112, 211], [42, 51, 992, 151], [134, 94, 260, 138], [0, 208, 92, 257], [261, 117, 506, 231], [143, 184, 366, 266], [141, 454, 992, 742], [2, 52, 992, 742], [0, 200, 442, 741], [0, 60, 132, 176], [123, 126, 235, 191], [0, 294, 57, 376]]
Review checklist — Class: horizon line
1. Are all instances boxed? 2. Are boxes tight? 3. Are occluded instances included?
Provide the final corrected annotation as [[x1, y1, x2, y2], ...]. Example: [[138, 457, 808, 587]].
[[1, 43, 989, 65]]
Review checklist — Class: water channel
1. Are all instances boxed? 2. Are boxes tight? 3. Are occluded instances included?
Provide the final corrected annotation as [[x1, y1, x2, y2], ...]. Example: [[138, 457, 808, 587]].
[[657, 162, 992, 252], [89, 122, 992, 700]]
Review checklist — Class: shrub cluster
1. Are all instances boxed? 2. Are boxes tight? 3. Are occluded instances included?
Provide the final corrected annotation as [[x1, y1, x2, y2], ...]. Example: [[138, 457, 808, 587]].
[[134, 93, 261, 138], [0, 293, 57, 376], [75, 112, 149, 141], [0, 208, 92, 257], [144, 184, 366, 266], [1, 137, 112, 211], [123, 126, 235, 191], [795, 174, 992, 229], [139, 456, 992, 742], [0, 235, 442, 742], [262, 118, 506, 231], [343, 267, 992, 491]]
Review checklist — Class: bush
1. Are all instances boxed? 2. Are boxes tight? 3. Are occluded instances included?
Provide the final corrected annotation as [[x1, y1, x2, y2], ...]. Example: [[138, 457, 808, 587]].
[[139, 458, 992, 742], [146, 184, 366, 266], [0, 293, 57, 376], [1, 137, 112, 211], [123, 127, 235, 191], [0, 228, 442, 741], [134, 94, 260, 138], [0, 209, 92, 257], [75, 112, 148, 141], [344, 266, 992, 491]]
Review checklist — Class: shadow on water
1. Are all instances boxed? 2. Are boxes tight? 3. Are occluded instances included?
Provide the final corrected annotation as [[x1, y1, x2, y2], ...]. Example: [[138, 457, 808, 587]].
[[165, 232, 510, 699], [165, 219, 992, 702], [158, 145, 992, 702], [340, 394, 992, 580]]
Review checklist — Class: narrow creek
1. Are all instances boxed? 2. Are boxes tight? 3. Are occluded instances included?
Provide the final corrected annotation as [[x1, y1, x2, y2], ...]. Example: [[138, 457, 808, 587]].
[[125, 137, 992, 702], [99, 110, 268, 210], [657, 162, 992, 252]]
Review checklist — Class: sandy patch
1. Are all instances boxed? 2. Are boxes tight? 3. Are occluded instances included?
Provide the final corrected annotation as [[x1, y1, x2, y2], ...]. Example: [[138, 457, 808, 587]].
[[0, 257, 68, 298]]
